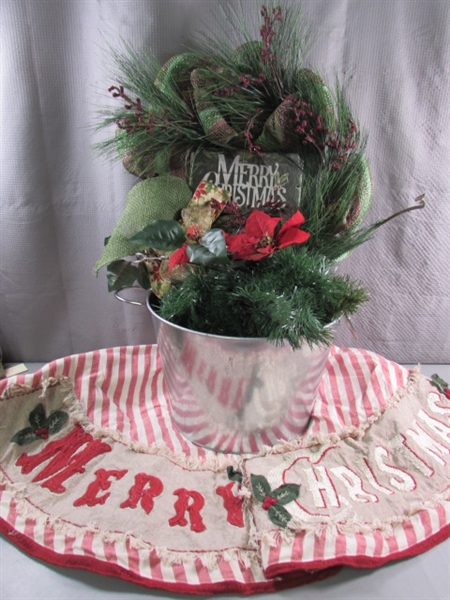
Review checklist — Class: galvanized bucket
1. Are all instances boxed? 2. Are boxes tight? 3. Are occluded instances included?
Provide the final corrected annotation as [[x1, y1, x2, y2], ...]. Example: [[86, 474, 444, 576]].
[[146, 294, 335, 453]]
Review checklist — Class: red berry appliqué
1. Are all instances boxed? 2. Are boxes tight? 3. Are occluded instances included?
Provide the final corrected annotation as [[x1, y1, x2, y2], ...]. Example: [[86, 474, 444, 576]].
[[34, 427, 49, 439], [262, 496, 278, 510]]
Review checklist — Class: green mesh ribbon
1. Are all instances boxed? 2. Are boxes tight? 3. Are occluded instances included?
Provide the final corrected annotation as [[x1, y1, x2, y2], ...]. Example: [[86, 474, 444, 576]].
[[115, 50, 372, 235], [95, 175, 192, 272]]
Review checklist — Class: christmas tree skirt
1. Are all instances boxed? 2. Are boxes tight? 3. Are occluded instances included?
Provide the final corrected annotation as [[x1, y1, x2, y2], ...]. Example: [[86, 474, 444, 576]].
[[1, 346, 449, 596]]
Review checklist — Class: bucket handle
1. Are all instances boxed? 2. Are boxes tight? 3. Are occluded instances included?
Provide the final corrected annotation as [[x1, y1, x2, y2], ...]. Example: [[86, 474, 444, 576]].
[[114, 286, 146, 307]]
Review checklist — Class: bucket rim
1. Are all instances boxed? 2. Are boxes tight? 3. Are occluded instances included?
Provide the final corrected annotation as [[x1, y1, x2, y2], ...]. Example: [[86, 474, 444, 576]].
[[146, 293, 338, 344]]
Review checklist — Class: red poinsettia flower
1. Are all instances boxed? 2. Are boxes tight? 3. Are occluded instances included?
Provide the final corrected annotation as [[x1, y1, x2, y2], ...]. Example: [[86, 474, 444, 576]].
[[168, 244, 189, 272], [225, 210, 310, 261]]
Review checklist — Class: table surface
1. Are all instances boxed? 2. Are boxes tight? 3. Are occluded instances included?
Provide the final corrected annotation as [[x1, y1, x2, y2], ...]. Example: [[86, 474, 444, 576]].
[[1, 362, 449, 600]]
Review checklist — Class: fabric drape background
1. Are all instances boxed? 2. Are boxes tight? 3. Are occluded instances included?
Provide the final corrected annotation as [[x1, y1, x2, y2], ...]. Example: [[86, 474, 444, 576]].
[[1, 0, 449, 363]]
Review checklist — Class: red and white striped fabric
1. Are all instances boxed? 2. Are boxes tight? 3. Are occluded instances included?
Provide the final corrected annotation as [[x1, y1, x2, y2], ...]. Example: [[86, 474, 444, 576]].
[[1, 345, 449, 595]]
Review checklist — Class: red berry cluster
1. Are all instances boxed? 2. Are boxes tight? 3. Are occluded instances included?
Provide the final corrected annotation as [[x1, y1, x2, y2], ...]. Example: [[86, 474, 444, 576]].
[[109, 85, 170, 134], [260, 5, 282, 66], [290, 97, 358, 169]]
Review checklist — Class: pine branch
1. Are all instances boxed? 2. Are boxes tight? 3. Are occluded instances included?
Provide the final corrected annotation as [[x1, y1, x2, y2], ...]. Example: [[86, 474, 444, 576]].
[[158, 246, 369, 349]]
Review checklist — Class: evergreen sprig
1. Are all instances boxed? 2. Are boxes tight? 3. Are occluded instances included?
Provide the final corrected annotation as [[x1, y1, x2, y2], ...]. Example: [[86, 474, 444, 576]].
[[157, 245, 368, 348], [94, 43, 205, 175], [196, 1, 314, 99]]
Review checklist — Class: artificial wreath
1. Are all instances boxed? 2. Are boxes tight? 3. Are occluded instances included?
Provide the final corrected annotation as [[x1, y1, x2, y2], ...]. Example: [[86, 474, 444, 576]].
[[95, 2, 423, 348]]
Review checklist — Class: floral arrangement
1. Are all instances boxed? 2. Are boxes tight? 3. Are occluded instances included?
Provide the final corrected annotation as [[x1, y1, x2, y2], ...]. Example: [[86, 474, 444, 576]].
[[95, 2, 423, 349]]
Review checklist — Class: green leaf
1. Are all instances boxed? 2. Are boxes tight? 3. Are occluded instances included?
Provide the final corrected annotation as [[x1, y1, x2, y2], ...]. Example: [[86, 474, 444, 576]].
[[271, 484, 300, 505], [186, 244, 217, 266], [46, 411, 69, 435], [137, 262, 151, 290], [106, 260, 139, 292], [186, 230, 229, 267], [431, 373, 449, 393], [268, 504, 292, 528], [29, 403, 46, 429], [128, 220, 186, 251], [10, 428, 39, 446], [94, 175, 193, 273], [201, 229, 228, 260], [250, 474, 271, 502]]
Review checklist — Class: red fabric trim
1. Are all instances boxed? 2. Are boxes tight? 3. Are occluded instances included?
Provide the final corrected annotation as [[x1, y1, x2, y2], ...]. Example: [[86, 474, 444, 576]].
[[0, 517, 338, 595], [264, 523, 450, 579]]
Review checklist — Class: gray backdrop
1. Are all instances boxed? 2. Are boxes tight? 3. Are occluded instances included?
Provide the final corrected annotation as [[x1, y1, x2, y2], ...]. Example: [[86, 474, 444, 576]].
[[1, 0, 449, 364]]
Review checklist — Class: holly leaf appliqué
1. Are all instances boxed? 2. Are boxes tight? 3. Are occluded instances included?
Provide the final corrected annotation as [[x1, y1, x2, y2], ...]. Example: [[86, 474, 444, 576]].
[[28, 403, 46, 429], [271, 483, 301, 505], [250, 474, 272, 502], [431, 373, 449, 394], [267, 503, 293, 528], [10, 403, 69, 446], [251, 474, 300, 529], [227, 466, 243, 483], [10, 428, 38, 446], [46, 410, 69, 434]]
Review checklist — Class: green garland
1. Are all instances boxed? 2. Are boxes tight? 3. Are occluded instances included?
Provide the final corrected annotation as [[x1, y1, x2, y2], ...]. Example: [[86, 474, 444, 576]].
[[158, 246, 369, 349]]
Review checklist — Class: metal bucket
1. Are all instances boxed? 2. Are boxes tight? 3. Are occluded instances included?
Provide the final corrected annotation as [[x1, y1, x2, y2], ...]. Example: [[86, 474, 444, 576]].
[[147, 294, 335, 453]]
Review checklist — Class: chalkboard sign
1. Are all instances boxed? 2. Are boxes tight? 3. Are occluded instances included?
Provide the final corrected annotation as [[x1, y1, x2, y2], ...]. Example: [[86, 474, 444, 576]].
[[189, 151, 303, 210]]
